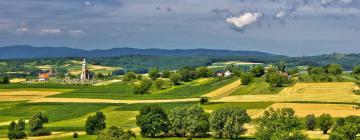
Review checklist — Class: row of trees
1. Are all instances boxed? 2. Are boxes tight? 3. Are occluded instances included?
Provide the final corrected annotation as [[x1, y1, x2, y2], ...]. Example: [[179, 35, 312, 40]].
[[8, 112, 51, 139], [306, 64, 343, 82], [125, 66, 239, 95], [136, 105, 251, 139], [240, 65, 292, 87], [136, 105, 360, 140], [306, 114, 360, 140]]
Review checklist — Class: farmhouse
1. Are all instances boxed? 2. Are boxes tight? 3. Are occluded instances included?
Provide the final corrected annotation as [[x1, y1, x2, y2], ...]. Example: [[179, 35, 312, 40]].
[[37, 69, 54, 81], [217, 70, 233, 77], [80, 58, 94, 80], [38, 73, 49, 81]]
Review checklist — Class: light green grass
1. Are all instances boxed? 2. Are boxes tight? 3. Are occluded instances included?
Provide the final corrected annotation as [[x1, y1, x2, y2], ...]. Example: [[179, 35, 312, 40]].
[[51, 78, 237, 100], [46, 106, 137, 131], [230, 78, 283, 95], [0, 103, 109, 122]]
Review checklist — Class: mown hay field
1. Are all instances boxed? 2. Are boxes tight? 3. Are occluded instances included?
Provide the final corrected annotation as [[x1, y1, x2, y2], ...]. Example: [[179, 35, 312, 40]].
[[0, 90, 64, 101], [215, 82, 360, 103], [267, 103, 360, 117]]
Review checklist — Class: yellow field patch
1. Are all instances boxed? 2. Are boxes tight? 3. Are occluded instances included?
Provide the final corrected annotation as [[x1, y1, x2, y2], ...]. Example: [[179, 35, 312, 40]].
[[0, 90, 63, 101], [215, 82, 360, 103], [202, 80, 241, 99], [9, 78, 26, 83], [68, 64, 118, 75], [268, 103, 360, 117], [36, 65, 53, 70]]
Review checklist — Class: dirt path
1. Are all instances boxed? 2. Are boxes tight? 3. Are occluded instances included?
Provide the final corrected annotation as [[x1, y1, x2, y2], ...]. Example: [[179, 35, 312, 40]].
[[202, 80, 241, 99], [30, 97, 200, 104]]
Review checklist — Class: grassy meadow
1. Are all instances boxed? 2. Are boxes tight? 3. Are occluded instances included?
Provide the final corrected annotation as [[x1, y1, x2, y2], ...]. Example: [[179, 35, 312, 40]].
[[50, 78, 238, 100]]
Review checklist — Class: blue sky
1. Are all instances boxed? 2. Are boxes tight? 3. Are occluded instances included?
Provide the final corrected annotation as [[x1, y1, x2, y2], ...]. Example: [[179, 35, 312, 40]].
[[0, 0, 360, 56]]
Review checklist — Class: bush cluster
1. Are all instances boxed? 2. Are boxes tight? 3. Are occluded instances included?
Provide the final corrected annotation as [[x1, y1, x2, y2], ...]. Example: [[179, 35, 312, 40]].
[[7, 119, 26, 139], [28, 112, 51, 136]]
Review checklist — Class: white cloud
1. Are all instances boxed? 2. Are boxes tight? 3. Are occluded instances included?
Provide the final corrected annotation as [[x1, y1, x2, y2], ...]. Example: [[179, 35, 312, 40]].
[[226, 12, 262, 29], [276, 9, 286, 18], [69, 30, 86, 37], [84, 1, 91, 6], [15, 27, 29, 35], [40, 28, 61, 35]]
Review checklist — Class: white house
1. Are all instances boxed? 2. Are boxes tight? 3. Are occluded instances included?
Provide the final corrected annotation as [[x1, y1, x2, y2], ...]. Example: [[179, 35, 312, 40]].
[[224, 71, 233, 77]]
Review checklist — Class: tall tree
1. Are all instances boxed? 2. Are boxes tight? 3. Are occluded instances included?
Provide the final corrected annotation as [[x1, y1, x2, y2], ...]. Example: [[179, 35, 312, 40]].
[[210, 107, 251, 138], [85, 111, 106, 135], [148, 68, 160, 80], [251, 65, 265, 77], [136, 105, 169, 137], [185, 105, 209, 138], [255, 107, 308, 140], [318, 113, 333, 134]]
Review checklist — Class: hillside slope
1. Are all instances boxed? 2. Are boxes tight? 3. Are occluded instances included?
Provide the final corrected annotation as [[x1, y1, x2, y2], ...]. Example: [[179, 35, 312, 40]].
[[0, 45, 273, 59]]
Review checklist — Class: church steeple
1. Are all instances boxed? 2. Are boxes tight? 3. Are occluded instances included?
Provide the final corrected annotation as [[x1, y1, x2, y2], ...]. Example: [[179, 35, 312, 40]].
[[80, 58, 87, 80]]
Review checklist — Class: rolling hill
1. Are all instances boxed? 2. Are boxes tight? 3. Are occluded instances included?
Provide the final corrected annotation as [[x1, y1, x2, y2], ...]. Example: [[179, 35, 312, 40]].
[[0, 45, 274, 59]]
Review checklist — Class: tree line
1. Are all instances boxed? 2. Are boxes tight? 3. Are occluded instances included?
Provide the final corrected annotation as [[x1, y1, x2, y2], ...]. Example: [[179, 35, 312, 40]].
[[135, 105, 360, 140]]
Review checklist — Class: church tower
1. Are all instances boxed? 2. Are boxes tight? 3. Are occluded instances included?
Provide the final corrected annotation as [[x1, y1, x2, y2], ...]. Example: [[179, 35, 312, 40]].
[[80, 58, 87, 80]]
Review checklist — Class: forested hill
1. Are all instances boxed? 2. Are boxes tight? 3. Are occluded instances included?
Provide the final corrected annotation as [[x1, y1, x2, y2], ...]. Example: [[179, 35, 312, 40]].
[[0, 45, 273, 59]]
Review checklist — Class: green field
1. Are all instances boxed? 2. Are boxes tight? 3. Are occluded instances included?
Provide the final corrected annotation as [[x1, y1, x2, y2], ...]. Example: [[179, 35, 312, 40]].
[[51, 78, 238, 100], [230, 77, 284, 95], [0, 102, 109, 122], [0, 83, 90, 89]]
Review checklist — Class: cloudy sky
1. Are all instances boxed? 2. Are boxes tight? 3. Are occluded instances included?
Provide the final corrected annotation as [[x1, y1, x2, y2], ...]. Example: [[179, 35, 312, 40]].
[[0, 0, 360, 56]]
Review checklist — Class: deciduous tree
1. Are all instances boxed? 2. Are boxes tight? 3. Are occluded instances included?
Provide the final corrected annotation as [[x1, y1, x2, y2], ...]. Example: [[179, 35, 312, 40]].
[[136, 105, 169, 137]]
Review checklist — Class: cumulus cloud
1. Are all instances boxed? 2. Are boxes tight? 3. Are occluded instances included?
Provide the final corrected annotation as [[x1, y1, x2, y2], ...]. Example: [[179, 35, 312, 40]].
[[226, 12, 262, 30], [40, 28, 61, 35], [69, 30, 86, 37]]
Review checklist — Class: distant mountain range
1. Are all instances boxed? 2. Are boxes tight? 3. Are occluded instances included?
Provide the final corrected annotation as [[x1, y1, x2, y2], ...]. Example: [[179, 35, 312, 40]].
[[0, 45, 274, 59]]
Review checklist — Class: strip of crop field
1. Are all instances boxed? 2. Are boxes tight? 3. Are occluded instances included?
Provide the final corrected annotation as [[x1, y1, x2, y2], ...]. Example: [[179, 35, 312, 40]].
[[50, 78, 238, 100]]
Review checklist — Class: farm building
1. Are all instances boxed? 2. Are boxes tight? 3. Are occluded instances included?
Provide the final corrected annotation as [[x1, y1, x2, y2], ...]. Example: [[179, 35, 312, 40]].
[[38, 73, 49, 81], [217, 70, 233, 77]]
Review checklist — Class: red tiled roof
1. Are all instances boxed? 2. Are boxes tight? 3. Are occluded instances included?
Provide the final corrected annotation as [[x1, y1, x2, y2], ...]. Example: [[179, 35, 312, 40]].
[[38, 73, 49, 79]]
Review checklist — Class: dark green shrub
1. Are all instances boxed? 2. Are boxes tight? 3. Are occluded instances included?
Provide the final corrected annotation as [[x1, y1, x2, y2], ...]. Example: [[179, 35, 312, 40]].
[[85, 111, 106, 135], [199, 97, 209, 104], [240, 72, 253, 85], [73, 132, 78, 138], [305, 114, 317, 130]]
